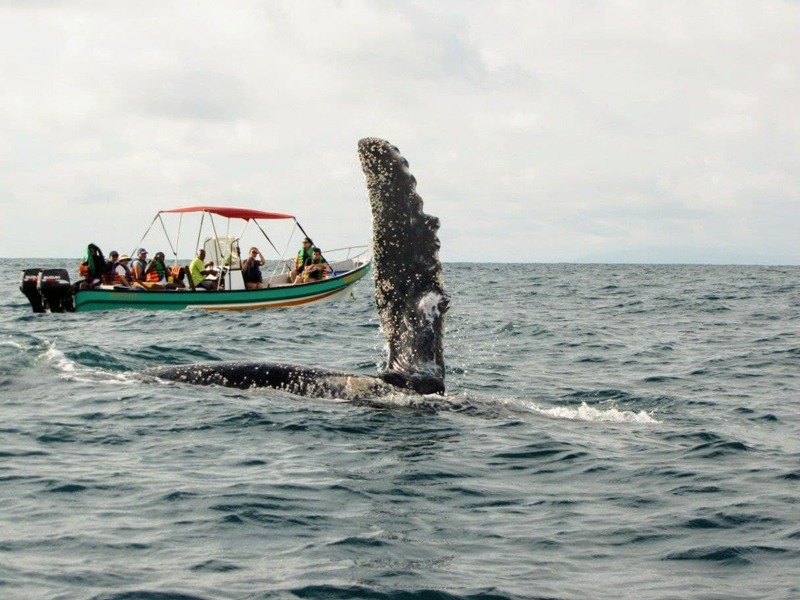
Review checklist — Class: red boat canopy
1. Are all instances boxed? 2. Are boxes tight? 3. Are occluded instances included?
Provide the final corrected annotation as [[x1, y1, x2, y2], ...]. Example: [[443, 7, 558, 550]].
[[161, 206, 295, 221]]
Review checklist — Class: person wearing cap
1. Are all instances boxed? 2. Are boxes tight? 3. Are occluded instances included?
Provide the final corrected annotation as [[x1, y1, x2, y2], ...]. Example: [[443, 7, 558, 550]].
[[289, 238, 314, 283], [301, 247, 327, 283], [130, 248, 148, 282], [102, 250, 120, 284]]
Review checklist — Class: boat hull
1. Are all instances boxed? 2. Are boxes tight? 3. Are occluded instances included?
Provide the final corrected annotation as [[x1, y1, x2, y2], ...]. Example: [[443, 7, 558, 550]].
[[73, 263, 371, 312]]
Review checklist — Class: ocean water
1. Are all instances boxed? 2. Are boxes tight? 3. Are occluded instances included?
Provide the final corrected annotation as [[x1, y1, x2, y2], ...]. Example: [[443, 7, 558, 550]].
[[1, 259, 798, 600]]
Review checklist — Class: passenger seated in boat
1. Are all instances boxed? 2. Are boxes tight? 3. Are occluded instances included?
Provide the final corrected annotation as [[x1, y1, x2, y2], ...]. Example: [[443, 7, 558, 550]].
[[242, 247, 266, 290], [301, 247, 328, 283], [102, 251, 119, 284], [189, 249, 219, 291], [78, 243, 106, 289], [130, 248, 148, 282], [289, 238, 314, 283], [168, 265, 188, 289], [110, 254, 133, 287], [135, 251, 168, 290]]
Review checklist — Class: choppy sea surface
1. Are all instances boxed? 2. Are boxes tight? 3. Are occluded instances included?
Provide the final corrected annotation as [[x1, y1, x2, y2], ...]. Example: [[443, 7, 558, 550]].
[[1, 259, 799, 600]]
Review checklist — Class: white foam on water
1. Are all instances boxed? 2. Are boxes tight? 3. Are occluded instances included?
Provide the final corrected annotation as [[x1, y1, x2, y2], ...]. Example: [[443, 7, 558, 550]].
[[507, 399, 659, 424], [0, 339, 25, 350], [39, 341, 136, 385], [42, 342, 77, 374]]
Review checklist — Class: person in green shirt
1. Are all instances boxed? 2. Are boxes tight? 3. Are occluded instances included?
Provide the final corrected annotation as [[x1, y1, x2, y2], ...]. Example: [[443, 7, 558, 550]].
[[189, 249, 218, 291]]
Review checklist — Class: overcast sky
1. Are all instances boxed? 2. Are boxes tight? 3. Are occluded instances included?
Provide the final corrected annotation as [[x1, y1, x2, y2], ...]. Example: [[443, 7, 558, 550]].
[[1, 0, 798, 263]]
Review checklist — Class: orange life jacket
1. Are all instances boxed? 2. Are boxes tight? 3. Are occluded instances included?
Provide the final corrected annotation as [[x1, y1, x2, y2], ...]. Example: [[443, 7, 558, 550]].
[[146, 262, 167, 282], [102, 264, 114, 285], [79, 262, 89, 278], [106, 263, 131, 285], [169, 265, 182, 281]]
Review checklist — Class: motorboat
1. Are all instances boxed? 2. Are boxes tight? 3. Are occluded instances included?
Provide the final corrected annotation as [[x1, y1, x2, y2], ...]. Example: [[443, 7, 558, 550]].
[[19, 206, 371, 313]]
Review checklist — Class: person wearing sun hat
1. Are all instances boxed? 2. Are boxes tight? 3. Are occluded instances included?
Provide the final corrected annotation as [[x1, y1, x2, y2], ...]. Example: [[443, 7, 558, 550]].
[[109, 254, 133, 287]]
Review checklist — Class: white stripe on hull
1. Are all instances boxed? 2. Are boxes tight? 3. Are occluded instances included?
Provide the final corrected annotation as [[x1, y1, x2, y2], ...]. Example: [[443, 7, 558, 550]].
[[188, 285, 353, 311]]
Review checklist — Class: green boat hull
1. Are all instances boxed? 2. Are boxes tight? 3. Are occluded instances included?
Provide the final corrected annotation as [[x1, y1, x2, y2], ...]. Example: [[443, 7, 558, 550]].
[[74, 263, 371, 312]]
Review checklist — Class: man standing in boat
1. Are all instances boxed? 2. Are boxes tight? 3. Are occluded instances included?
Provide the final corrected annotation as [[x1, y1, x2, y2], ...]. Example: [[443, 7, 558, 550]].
[[289, 238, 314, 283]]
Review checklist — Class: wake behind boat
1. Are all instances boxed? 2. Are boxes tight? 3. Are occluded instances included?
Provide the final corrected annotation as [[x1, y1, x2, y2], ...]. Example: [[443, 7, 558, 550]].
[[19, 206, 371, 313]]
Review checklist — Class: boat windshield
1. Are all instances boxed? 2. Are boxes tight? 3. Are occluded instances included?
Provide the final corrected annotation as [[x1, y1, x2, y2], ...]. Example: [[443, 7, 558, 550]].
[[203, 236, 241, 270]]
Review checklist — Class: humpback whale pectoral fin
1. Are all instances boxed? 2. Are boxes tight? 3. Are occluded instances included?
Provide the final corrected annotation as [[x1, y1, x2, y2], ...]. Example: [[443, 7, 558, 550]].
[[358, 137, 449, 395]]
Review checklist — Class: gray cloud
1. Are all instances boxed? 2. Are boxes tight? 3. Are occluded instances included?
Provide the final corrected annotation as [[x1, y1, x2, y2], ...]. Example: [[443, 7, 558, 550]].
[[0, 0, 798, 263]]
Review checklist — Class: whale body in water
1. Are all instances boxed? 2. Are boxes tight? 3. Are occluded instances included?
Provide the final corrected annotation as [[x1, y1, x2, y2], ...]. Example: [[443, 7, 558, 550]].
[[149, 138, 450, 398]]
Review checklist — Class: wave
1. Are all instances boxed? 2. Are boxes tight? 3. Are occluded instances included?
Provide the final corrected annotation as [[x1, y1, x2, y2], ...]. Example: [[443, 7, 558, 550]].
[[40, 341, 137, 385], [285, 585, 528, 600], [506, 399, 659, 424], [0, 339, 25, 350]]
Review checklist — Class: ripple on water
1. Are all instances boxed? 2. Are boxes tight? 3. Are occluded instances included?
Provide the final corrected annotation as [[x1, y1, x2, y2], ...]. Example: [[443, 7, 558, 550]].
[[91, 593, 210, 600], [287, 585, 528, 600], [664, 545, 792, 566]]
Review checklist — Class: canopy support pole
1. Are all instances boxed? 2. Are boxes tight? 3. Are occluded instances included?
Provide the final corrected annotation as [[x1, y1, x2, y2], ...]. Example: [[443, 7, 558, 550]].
[[174, 214, 183, 266], [253, 219, 282, 257], [208, 213, 223, 262], [207, 213, 226, 288], [270, 224, 296, 282], [157, 215, 178, 262], [131, 213, 160, 258], [194, 212, 205, 254]]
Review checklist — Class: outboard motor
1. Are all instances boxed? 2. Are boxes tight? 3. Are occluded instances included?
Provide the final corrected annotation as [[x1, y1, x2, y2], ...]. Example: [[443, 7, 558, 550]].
[[39, 269, 74, 313], [19, 269, 45, 313], [18, 268, 75, 313]]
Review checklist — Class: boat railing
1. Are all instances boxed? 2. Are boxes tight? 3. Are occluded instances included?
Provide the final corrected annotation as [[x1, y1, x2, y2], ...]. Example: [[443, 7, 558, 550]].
[[278, 245, 371, 275]]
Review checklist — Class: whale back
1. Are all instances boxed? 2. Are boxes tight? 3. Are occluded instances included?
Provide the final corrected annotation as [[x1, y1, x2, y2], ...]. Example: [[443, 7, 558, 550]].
[[357, 138, 450, 395]]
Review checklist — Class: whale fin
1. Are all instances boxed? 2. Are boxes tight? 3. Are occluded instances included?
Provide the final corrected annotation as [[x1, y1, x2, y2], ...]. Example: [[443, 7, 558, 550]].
[[358, 138, 450, 395]]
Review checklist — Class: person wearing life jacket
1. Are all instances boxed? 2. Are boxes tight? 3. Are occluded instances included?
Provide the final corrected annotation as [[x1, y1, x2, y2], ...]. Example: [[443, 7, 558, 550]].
[[289, 238, 314, 283], [130, 248, 148, 282], [78, 243, 106, 289], [102, 251, 120, 284], [109, 254, 133, 286], [301, 247, 328, 283], [242, 246, 266, 290], [143, 252, 169, 289]]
